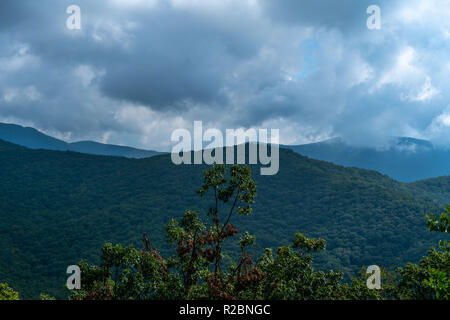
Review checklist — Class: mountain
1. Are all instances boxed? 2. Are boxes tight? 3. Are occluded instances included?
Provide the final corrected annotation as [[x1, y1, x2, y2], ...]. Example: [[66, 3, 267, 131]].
[[5, 121, 450, 181], [0, 122, 68, 150], [0, 122, 162, 158], [67, 141, 162, 158], [0, 139, 444, 299], [408, 176, 450, 205], [283, 137, 450, 182]]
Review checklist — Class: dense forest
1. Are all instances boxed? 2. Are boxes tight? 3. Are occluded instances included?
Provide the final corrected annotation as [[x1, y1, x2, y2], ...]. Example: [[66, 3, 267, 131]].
[[0, 139, 447, 299]]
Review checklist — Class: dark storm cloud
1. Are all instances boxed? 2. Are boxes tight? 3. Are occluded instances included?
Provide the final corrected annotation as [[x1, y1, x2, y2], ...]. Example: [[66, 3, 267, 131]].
[[1, 1, 266, 110], [100, 5, 264, 109], [0, 0, 449, 150]]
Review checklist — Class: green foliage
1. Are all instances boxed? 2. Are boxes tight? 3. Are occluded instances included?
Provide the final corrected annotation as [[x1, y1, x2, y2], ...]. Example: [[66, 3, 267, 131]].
[[339, 266, 397, 300], [427, 206, 450, 252], [0, 283, 54, 300], [68, 165, 449, 300], [2, 160, 449, 300], [0, 140, 443, 298], [423, 209, 449, 300], [292, 233, 326, 252], [393, 248, 449, 300], [392, 209, 449, 300], [424, 268, 449, 300], [0, 283, 19, 300], [427, 210, 450, 234], [69, 165, 356, 300], [255, 245, 344, 300], [69, 165, 258, 299], [39, 293, 56, 300]]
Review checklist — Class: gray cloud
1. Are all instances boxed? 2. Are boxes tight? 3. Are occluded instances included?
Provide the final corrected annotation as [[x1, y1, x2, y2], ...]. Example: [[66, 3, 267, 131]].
[[0, 0, 449, 150]]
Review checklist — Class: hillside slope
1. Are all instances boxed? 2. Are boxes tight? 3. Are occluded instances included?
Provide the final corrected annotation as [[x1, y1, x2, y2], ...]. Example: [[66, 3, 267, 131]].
[[0, 139, 443, 298], [284, 137, 450, 182], [0, 122, 162, 158], [408, 176, 450, 205]]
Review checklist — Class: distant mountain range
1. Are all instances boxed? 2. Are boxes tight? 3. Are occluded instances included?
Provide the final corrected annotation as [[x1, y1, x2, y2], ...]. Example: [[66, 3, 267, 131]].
[[0, 122, 162, 158], [2, 122, 450, 182], [283, 137, 450, 182], [0, 138, 444, 298]]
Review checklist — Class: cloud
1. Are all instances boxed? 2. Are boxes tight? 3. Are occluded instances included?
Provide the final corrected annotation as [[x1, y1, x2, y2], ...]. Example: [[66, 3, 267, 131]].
[[0, 0, 449, 151]]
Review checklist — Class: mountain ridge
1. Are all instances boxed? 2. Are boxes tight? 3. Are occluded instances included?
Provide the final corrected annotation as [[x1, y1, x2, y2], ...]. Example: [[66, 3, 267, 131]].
[[3, 122, 450, 182], [283, 137, 450, 182], [0, 122, 163, 158]]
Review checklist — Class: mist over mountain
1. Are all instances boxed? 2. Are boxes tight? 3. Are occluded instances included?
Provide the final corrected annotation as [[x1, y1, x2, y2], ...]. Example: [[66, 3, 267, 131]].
[[283, 137, 450, 182], [0, 123, 162, 158], [3, 121, 450, 182]]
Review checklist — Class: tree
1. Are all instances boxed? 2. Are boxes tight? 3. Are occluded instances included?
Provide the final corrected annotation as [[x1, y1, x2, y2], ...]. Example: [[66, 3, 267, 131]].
[[70, 165, 361, 300], [393, 208, 449, 300], [70, 165, 259, 299], [0, 283, 19, 300], [67, 164, 449, 300], [425, 208, 449, 300]]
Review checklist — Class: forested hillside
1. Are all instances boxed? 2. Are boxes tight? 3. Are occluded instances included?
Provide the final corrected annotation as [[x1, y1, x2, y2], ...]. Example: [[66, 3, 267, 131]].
[[0, 139, 443, 298], [284, 137, 450, 182], [408, 177, 450, 205]]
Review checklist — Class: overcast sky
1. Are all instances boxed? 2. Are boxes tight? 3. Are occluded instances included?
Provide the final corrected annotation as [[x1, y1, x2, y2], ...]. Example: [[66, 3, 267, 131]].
[[0, 0, 449, 151]]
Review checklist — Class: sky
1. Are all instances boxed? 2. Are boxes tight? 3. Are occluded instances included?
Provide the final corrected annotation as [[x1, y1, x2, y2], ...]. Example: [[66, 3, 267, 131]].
[[0, 0, 449, 151]]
